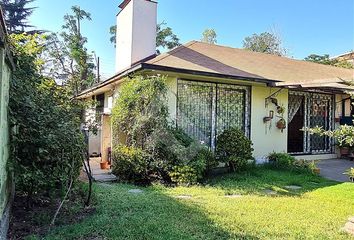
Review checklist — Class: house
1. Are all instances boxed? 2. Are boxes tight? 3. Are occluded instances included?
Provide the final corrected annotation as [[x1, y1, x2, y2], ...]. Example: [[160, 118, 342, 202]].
[[78, 0, 354, 164], [331, 51, 354, 66], [0, 7, 15, 239]]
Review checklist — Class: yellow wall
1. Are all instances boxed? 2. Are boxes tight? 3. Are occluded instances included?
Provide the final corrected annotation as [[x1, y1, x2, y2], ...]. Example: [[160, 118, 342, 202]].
[[97, 74, 344, 162], [250, 86, 288, 161], [165, 77, 289, 161], [101, 115, 112, 162]]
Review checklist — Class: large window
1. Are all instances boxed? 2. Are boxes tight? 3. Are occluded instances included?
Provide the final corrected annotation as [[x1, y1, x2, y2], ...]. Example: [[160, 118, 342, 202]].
[[177, 80, 250, 149]]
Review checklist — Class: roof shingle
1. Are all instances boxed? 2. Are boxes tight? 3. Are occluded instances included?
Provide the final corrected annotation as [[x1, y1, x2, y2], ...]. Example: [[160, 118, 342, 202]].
[[147, 41, 354, 84]]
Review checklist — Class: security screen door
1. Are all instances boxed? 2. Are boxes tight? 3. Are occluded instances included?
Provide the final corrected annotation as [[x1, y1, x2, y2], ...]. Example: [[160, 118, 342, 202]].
[[177, 80, 250, 149], [287, 91, 334, 154]]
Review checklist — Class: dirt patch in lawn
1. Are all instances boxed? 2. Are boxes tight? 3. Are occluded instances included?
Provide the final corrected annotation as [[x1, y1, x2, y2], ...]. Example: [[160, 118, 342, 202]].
[[8, 190, 96, 240]]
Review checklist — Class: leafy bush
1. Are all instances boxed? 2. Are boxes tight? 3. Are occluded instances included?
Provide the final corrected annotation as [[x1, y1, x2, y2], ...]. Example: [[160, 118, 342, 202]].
[[267, 152, 296, 168], [267, 153, 317, 173], [169, 147, 217, 185], [9, 34, 85, 201], [216, 128, 254, 172], [169, 166, 199, 185], [111, 75, 216, 185], [111, 145, 151, 183], [305, 125, 354, 148]]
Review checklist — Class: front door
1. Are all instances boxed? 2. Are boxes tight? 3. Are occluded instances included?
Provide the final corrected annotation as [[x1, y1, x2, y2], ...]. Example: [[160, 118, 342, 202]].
[[288, 91, 334, 154]]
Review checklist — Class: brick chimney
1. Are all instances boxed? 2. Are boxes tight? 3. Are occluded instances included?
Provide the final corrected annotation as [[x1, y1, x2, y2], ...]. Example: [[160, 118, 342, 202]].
[[115, 0, 157, 73]]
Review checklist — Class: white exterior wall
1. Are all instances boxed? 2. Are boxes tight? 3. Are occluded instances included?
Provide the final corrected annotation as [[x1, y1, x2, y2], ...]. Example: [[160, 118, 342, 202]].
[[115, 0, 157, 73]]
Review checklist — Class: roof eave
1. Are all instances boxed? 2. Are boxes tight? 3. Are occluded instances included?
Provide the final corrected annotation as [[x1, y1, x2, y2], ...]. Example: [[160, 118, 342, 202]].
[[76, 63, 280, 99], [140, 63, 280, 84]]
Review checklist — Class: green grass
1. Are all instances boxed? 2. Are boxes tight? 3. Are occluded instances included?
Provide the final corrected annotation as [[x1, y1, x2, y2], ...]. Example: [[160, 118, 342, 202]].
[[40, 167, 354, 240]]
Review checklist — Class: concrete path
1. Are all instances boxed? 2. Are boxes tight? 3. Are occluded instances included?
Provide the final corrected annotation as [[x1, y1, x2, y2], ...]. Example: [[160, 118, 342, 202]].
[[316, 159, 354, 182], [90, 157, 117, 183]]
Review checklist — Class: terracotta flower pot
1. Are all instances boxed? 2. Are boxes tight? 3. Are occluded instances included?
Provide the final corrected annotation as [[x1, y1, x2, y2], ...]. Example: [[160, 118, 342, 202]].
[[276, 119, 286, 132], [100, 161, 109, 170], [340, 147, 349, 156]]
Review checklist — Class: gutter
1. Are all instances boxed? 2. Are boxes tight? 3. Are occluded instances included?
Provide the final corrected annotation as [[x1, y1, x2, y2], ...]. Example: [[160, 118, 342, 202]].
[[76, 63, 280, 99]]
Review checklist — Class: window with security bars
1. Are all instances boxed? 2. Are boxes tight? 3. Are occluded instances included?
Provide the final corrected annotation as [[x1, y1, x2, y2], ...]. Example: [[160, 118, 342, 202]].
[[177, 80, 250, 149]]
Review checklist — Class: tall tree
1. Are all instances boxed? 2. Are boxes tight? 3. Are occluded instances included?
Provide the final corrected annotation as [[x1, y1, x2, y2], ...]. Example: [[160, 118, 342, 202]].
[[201, 28, 217, 44], [0, 0, 35, 33], [45, 6, 96, 95], [109, 21, 181, 54], [243, 32, 287, 56], [305, 54, 353, 69], [156, 21, 180, 53]]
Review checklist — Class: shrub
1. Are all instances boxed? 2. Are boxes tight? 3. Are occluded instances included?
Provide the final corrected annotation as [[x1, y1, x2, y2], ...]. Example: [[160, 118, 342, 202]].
[[216, 128, 254, 172], [111, 145, 151, 183], [267, 153, 317, 173], [169, 166, 199, 185], [169, 147, 216, 185], [293, 159, 317, 173], [267, 152, 296, 169], [9, 34, 85, 201], [111, 75, 217, 185]]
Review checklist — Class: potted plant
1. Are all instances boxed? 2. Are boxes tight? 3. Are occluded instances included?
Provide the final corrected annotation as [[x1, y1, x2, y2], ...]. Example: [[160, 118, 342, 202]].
[[338, 143, 353, 158], [100, 160, 109, 170], [343, 168, 354, 182], [305, 125, 354, 159], [276, 118, 286, 132], [340, 145, 350, 156], [277, 105, 285, 115]]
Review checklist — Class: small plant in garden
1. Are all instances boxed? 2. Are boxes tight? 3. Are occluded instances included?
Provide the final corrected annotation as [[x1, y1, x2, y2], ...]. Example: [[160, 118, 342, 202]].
[[267, 153, 318, 173], [343, 168, 354, 182], [216, 128, 254, 172], [268, 152, 296, 168]]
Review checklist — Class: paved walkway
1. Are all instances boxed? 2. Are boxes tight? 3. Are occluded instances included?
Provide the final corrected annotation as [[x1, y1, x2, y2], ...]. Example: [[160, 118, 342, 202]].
[[90, 157, 117, 182], [316, 159, 354, 182]]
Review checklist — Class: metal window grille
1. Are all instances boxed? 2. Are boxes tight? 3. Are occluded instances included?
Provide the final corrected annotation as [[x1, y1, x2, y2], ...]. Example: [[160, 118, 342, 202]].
[[288, 91, 334, 154], [177, 80, 250, 149]]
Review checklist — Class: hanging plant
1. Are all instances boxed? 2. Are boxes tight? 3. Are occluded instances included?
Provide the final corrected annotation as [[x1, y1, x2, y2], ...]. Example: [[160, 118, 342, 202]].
[[276, 118, 286, 132], [277, 105, 285, 115]]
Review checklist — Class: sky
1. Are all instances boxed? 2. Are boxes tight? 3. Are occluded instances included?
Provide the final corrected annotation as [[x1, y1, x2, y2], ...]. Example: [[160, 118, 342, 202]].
[[29, 0, 354, 78]]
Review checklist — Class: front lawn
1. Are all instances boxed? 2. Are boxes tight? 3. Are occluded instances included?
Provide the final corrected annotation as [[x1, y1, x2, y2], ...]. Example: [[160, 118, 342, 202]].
[[39, 167, 354, 239]]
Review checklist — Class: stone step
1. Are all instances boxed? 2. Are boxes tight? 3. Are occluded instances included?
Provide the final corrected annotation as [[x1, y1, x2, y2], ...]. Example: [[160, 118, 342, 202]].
[[93, 173, 118, 183]]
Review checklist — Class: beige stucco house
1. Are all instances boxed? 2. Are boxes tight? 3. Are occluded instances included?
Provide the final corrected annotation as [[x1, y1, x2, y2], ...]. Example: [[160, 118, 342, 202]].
[[78, 0, 354, 164]]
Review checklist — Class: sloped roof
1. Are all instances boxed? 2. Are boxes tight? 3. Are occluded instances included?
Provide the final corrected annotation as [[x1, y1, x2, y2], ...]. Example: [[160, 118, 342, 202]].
[[147, 41, 354, 84], [77, 40, 354, 98]]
